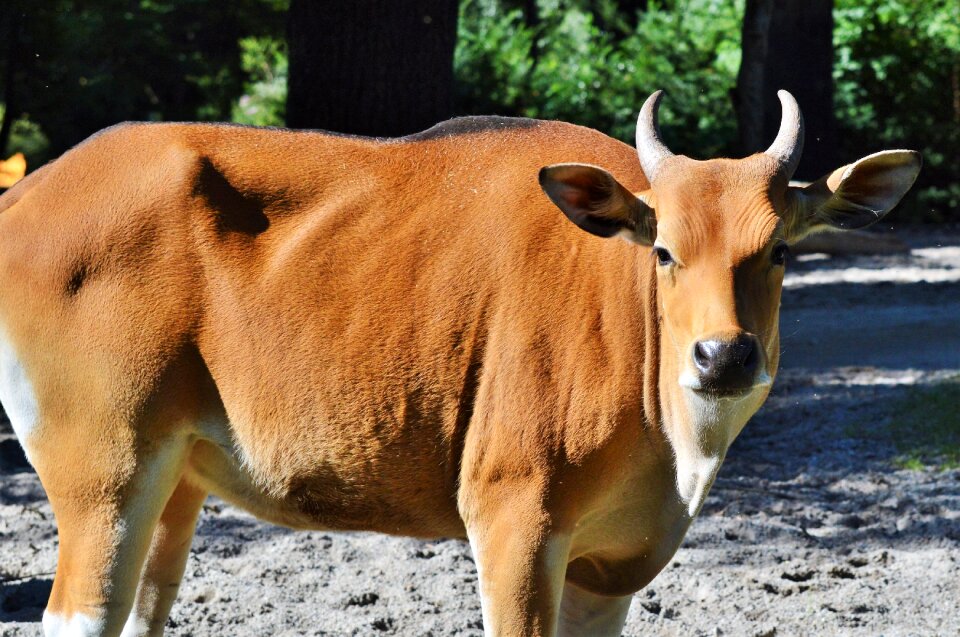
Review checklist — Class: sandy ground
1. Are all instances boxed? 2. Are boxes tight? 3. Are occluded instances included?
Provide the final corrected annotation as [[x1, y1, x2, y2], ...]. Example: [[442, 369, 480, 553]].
[[1, 226, 958, 636]]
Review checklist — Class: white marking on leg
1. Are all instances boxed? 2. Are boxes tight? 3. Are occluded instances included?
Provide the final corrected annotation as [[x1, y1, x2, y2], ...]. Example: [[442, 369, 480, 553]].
[[42, 611, 107, 637], [119, 608, 150, 637], [467, 532, 494, 635], [120, 551, 163, 637], [0, 328, 40, 465]]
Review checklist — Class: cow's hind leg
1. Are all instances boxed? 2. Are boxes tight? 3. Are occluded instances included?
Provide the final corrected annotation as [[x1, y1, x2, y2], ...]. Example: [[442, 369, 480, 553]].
[[39, 434, 191, 637], [120, 477, 207, 637], [556, 582, 632, 637]]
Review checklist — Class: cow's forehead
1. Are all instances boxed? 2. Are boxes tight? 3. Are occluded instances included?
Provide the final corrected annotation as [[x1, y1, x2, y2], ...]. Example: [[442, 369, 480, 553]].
[[651, 155, 783, 261]]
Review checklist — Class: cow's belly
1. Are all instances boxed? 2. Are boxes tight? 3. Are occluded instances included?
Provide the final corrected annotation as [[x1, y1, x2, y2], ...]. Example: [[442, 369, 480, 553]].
[[195, 261, 476, 539], [186, 416, 467, 539]]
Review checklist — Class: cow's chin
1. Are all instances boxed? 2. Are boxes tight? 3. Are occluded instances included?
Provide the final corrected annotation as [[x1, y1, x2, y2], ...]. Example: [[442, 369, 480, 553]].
[[671, 372, 772, 517]]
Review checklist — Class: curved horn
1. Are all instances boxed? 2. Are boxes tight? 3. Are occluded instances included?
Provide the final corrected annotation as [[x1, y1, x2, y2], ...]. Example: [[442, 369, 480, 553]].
[[764, 90, 804, 179], [636, 90, 675, 182]]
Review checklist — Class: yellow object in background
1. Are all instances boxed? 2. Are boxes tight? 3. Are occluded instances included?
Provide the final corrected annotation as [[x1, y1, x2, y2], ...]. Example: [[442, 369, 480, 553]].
[[0, 152, 27, 188]]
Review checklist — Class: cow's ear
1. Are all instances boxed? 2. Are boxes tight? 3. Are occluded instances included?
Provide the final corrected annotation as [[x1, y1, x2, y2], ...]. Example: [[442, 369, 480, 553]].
[[784, 150, 921, 242], [539, 163, 655, 245]]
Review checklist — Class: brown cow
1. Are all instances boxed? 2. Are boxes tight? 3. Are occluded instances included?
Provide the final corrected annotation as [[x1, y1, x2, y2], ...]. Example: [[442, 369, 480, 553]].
[[0, 91, 919, 636]]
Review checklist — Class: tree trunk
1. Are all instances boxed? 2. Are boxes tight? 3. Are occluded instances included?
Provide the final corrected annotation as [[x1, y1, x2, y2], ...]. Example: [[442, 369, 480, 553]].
[[764, 0, 836, 179], [733, 0, 773, 159], [590, 0, 648, 39], [734, 0, 836, 180], [613, 0, 648, 28], [525, 0, 540, 64], [286, 0, 459, 137]]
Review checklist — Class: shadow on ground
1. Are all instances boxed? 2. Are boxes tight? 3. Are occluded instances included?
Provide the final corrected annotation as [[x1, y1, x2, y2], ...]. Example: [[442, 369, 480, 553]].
[[0, 579, 51, 623]]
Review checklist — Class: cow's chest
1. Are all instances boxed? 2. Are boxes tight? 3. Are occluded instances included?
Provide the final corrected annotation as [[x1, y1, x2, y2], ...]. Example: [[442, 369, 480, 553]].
[[563, 464, 694, 596]]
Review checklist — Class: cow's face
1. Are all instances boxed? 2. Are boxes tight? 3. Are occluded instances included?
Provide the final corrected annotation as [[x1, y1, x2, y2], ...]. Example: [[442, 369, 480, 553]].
[[642, 154, 785, 402], [540, 91, 920, 514]]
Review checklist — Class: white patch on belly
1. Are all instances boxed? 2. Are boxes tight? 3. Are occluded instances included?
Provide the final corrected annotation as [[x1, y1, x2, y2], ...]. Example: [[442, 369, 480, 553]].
[[42, 611, 107, 636], [0, 329, 40, 465]]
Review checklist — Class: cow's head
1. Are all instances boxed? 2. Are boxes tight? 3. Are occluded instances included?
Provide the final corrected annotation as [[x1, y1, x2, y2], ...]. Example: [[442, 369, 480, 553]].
[[540, 91, 921, 514]]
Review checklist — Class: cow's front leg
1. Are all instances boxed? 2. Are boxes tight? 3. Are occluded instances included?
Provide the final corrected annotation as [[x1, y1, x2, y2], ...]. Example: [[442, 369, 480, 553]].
[[466, 494, 570, 637], [557, 582, 632, 637]]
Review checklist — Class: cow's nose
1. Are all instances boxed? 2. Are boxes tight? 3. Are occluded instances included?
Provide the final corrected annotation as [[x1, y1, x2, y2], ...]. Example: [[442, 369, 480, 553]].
[[692, 334, 761, 393]]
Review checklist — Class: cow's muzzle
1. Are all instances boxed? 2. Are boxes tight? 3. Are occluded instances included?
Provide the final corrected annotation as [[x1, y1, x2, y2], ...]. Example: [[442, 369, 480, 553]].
[[690, 333, 763, 395]]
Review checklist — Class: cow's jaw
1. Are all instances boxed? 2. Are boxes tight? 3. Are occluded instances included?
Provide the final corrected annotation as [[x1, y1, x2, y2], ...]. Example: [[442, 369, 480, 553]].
[[665, 379, 771, 517]]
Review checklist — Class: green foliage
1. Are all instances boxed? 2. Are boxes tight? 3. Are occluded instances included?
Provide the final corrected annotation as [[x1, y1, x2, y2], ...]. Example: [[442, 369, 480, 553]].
[[0, 105, 48, 167], [834, 0, 960, 222], [0, 0, 957, 222], [458, 0, 958, 221], [232, 37, 288, 127], [455, 0, 744, 158], [0, 0, 288, 162]]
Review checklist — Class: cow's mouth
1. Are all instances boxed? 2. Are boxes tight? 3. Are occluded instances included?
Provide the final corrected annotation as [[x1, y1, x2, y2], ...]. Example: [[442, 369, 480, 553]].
[[695, 386, 754, 400], [680, 366, 773, 399]]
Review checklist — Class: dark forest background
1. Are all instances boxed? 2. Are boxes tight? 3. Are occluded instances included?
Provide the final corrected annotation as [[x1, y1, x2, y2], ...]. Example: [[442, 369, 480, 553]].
[[0, 0, 957, 221]]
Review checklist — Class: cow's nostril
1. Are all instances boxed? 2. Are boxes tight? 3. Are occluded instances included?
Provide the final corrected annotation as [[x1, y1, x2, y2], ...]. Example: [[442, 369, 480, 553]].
[[693, 341, 715, 373]]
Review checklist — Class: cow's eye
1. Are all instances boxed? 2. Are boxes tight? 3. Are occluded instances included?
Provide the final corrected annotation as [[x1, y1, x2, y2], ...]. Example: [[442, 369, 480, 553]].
[[653, 247, 674, 266], [772, 242, 789, 266]]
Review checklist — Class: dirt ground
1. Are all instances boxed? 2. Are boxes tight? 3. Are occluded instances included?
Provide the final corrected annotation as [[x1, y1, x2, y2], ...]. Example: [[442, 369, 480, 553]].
[[2, 226, 958, 636]]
